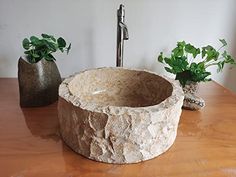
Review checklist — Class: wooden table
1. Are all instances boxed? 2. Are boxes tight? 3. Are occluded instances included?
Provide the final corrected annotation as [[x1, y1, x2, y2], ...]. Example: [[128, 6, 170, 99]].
[[0, 79, 236, 177]]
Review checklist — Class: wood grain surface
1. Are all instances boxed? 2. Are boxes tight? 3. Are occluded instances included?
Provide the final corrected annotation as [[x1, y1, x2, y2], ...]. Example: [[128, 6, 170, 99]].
[[0, 79, 236, 177]]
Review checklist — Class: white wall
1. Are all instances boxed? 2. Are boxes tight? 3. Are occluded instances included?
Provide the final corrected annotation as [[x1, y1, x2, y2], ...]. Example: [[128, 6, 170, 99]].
[[0, 0, 236, 92]]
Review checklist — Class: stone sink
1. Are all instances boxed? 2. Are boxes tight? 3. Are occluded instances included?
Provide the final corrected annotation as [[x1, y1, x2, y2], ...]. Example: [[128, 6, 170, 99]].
[[58, 67, 184, 164]]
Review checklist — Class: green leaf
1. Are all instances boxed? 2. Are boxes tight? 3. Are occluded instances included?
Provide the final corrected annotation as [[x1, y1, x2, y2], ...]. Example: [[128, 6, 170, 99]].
[[51, 36, 56, 42], [193, 48, 201, 58], [219, 39, 227, 47], [57, 37, 66, 48], [22, 38, 30, 50], [157, 52, 164, 63], [24, 51, 31, 54], [185, 43, 195, 53], [203, 45, 213, 52], [190, 62, 197, 70], [172, 41, 186, 57], [202, 71, 211, 79], [30, 36, 39, 43], [42, 34, 56, 42], [202, 47, 206, 58], [36, 40, 45, 47], [164, 57, 173, 66], [222, 51, 236, 65], [202, 45, 219, 61], [44, 53, 55, 61], [45, 40, 57, 52], [214, 51, 220, 61], [164, 67, 174, 73], [198, 62, 205, 70], [32, 53, 40, 58], [41, 33, 51, 38], [217, 61, 224, 72], [177, 41, 186, 47], [175, 56, 188, 67], [222, 50, 227, 58], [172, 47, 184, 57]]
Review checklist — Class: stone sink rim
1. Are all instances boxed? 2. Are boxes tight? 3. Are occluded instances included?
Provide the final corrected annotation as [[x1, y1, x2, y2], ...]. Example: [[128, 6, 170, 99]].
[[59, 67, 184, 114]]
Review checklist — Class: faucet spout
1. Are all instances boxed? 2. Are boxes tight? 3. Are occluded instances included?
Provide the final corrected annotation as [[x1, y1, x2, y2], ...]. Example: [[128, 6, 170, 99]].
[[116, 4, 129, 67]]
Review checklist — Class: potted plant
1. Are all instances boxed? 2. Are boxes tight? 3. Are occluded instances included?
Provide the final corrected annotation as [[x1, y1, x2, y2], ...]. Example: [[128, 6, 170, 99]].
[[157, 39, 236, 110], [18, 33, 71, 107]]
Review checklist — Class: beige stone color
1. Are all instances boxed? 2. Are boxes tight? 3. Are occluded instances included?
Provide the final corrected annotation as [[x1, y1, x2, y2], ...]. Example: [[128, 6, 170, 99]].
[[58, 67, 184, 164]]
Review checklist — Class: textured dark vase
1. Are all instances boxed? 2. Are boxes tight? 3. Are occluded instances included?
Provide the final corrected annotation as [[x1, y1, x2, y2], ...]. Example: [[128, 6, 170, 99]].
[[18, 57, 62, 107]]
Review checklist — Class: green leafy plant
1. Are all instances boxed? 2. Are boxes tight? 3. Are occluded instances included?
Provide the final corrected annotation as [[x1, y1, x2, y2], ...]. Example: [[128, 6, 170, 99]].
[[22, 34, 71, 63], [158, 39, 236, 86]]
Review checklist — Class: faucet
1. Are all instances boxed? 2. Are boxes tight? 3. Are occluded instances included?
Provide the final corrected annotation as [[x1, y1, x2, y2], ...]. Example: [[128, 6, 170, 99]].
[[116, 4, 129, 67]]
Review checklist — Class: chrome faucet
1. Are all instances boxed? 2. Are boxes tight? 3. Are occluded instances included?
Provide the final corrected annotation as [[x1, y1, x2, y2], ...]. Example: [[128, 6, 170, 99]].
[[116, 4, 129, 67]]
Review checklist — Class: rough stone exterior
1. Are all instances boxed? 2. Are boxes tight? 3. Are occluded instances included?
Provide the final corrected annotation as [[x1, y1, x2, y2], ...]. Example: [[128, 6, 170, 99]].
[[58, 67, 184, 164]]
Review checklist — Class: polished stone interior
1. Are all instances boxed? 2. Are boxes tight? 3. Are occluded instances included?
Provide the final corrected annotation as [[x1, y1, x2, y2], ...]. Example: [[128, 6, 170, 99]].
[[68, 68, 173, 107]]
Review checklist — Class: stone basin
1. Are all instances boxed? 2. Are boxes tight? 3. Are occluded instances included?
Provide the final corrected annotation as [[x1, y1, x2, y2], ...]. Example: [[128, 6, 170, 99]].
[[58, 67, 184, 164]]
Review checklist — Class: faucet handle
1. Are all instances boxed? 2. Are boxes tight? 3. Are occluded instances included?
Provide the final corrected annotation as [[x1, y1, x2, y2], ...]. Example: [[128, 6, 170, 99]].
[[117, 4, 125, 18], [119, 22, 129, 40]]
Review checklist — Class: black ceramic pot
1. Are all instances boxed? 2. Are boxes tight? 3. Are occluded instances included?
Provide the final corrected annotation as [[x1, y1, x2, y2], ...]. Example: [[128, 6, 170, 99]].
[[18, 57, 62, 107]]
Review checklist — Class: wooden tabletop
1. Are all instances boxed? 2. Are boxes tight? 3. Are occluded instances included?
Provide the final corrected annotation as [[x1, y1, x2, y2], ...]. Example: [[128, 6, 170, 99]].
[[0, 79, 236, 177]]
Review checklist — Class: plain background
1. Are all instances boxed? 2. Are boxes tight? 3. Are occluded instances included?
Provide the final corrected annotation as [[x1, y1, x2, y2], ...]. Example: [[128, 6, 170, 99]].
[[0, 0, 236, 92]]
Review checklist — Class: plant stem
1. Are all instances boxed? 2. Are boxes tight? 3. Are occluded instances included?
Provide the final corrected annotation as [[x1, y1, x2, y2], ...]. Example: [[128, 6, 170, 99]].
[[206, 62, 218, 68], [217, 45, 224, 52]]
